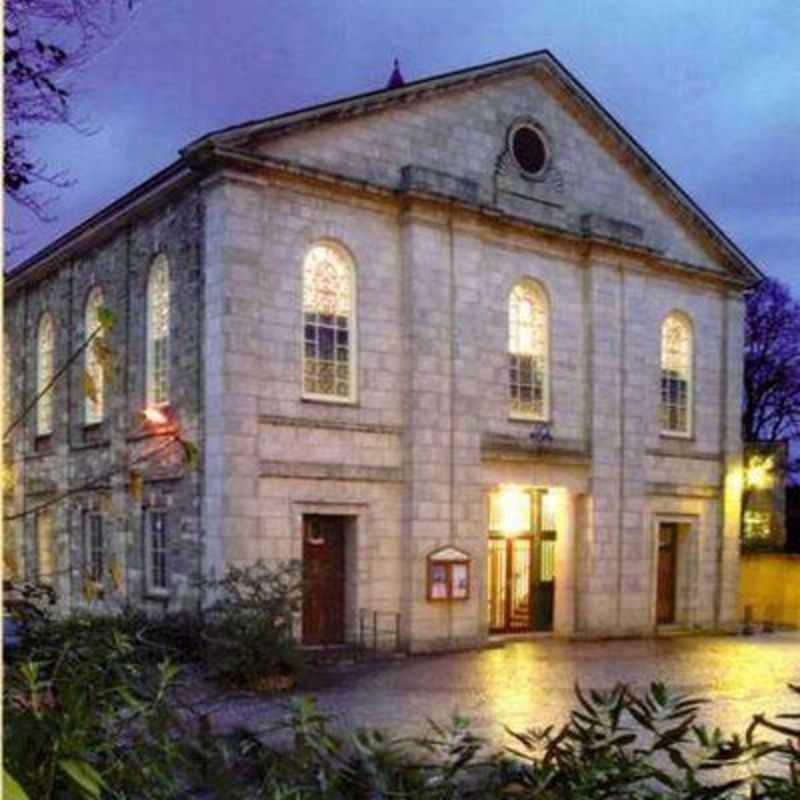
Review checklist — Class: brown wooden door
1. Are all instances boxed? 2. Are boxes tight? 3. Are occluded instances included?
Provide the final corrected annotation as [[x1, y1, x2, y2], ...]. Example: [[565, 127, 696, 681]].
[[302, 516, 346, 644], [656, 524, 677, 624]]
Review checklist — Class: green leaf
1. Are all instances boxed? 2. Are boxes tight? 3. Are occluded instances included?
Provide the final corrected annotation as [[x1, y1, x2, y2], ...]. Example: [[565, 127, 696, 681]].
[[180, 438, 199, 469], [3, 769, 31, 800], [129, 470, 144, 500], [81, 369, 97, 404], [96, 306, 117, 332], [58, 759, 106, 799]]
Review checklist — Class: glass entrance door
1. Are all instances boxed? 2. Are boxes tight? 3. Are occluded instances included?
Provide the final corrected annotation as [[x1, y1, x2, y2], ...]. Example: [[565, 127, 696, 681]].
[[489, 535, 540, 632]]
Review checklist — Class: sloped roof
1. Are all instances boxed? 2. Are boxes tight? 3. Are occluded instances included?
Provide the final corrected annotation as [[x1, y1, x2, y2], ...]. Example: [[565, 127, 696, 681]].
[[8, 49, 763, 290]]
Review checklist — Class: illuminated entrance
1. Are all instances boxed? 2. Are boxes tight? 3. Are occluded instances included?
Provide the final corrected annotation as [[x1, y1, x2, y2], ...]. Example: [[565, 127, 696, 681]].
[[488, 487, 555, 633]]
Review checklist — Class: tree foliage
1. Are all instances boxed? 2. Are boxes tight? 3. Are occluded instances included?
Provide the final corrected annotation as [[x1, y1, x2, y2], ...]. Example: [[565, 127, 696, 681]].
[[743, 277, 800, 475], [4, 0, 139, 240]]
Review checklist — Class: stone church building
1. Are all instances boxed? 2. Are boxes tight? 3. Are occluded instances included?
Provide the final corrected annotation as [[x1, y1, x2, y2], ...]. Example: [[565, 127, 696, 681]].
[[4, 50, 761, 650]]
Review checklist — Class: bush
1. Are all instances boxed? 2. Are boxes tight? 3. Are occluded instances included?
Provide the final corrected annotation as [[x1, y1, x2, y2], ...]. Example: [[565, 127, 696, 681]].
[[205, 684, 800, 799], [4, 612, 184, 799], [5, 607, 800, 799], [198, 559, 305, 689]]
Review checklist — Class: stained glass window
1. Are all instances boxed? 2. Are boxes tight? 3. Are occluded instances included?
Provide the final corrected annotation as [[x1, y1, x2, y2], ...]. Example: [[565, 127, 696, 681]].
[[660, 313, 692, 435], [37, 313, 55, 436], [302, 243, 354, 400], [85, 287, 105, 424], [147, 256, 170, 405], [509, 281, 548, 419]]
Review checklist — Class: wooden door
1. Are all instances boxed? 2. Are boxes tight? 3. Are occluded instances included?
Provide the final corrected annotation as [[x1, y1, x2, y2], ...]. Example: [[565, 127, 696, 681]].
[[302, 515, 346, 644], [656, 524, 677, 624]]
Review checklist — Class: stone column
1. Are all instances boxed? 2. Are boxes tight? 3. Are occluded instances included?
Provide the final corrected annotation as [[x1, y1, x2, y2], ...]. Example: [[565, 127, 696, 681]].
[[717, 294, 745, 630], [553, 487, 576, 636], [399, 201, 456, 651]]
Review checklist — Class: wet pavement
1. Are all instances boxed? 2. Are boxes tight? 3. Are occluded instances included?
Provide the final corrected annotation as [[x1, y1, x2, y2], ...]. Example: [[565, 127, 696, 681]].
[[205, 632, 800, 744]]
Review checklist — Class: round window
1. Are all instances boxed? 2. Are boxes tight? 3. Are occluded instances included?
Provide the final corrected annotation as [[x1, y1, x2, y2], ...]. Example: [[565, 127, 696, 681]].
[[510, 125, 548, 176]]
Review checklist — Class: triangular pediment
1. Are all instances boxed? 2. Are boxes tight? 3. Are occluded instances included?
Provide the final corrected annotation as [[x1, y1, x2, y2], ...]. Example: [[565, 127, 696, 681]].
[[187, 52, 760, 284]]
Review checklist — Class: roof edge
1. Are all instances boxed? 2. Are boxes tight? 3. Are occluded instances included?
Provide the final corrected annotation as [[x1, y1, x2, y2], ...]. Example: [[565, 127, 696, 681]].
[[6, 159, 195, 294]]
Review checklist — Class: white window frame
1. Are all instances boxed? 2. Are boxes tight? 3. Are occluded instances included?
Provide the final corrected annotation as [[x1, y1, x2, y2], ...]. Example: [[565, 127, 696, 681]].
[[36, 312, 55, 436], [659, 311, 693, 438], [84, 286, 105, 425], [146, 255, 170, 407], [508, 279, 550, 422], [301, 241, 357, 404], [146, 508, 169, 594]]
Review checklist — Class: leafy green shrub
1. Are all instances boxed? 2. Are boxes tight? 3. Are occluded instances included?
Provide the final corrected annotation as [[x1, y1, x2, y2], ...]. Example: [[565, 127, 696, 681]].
[[200, 684, 800, 799], [198, 559, 305, 689], [4, 612, 184, 799]]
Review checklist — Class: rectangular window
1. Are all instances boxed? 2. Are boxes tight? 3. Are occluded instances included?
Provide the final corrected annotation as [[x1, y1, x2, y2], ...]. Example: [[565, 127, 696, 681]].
[[85, 513, 104, 582], [148, 510, 168, 591], [743, 510, 771, 541], [303, 312, 350, 398], [660, 369, 689, 433], [36, 509, 55, 585], [509, 354, 545, 419]]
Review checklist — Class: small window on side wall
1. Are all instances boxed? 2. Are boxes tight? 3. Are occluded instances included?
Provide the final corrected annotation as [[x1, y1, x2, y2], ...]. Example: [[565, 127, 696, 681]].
[[37, 312, 55, 436], [146, 255, 170, 407], [84, 512, 105, 584], [36, 508, 55, 586], [660, 312, 692, 436], [147, 509, 169, 593], [84, 286, 105, 425]]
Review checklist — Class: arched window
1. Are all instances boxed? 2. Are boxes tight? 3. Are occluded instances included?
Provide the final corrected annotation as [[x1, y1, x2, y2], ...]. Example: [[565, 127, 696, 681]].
[[146, 255, 170, 406], [660, 312, 692, 435], [37, 313, 55, 436], [508, 280, 548, 420], [302, 242, 355, 400], [85, 287, 105, 424]]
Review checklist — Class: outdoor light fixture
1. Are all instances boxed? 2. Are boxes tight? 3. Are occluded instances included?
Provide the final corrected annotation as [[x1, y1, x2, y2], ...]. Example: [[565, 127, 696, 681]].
[[745, 456, 773, 491], [490, 485, 531, 536], [143, 405, 169, 426]]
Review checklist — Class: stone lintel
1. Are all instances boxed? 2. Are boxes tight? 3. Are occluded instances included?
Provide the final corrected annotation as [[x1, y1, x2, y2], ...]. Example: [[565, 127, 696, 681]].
[[480, 433, 589, 465], [645, 446, 722, 462], [258, 414, 402, 436], [260, 460, 403, 483], [645, 482, 719, 499]]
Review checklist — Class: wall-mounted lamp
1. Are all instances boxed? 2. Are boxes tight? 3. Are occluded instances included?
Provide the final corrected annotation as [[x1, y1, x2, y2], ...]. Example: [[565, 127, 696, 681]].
[[745, 456, 773, 491]]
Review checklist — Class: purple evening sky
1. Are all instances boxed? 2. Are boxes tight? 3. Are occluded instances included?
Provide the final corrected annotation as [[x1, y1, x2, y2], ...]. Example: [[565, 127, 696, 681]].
[[5, 0, 800, 294]]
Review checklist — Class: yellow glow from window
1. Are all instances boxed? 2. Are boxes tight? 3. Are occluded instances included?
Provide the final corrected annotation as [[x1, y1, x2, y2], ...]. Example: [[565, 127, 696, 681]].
[[541, 491, 558, 531], [746, 456, 773, 491], [490, 486, 531, 536]]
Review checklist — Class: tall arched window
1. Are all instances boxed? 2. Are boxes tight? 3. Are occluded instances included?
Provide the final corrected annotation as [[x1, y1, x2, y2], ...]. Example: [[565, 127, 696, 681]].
[[146, 255, 170, 406], [660, 312, 692, 435], [37, 313, 55, 436], [85, 287, 105, 424], [509, 280, 548, 420], [302, 242, 355, 401]]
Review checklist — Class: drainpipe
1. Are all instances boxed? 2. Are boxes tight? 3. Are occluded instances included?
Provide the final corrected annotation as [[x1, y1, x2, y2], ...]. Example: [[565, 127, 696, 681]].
[[447, 207, 456, 642]]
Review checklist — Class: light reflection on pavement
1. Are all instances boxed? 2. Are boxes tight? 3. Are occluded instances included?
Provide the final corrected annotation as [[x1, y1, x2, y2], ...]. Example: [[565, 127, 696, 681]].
[[209, 632, 800, 746]]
